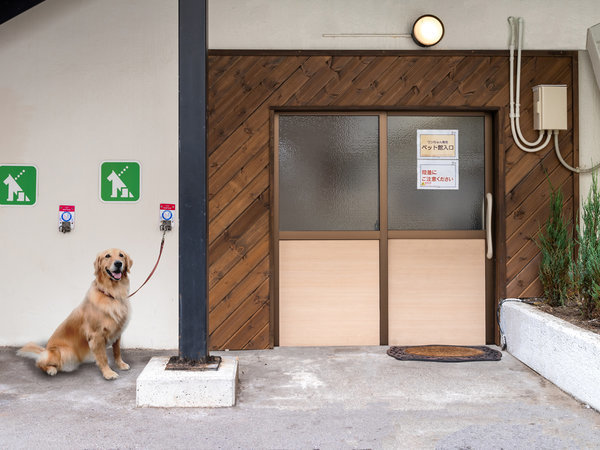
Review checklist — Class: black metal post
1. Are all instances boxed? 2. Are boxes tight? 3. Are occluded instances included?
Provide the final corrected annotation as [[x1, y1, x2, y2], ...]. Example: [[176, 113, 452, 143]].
[[177, 0, 209, 362]]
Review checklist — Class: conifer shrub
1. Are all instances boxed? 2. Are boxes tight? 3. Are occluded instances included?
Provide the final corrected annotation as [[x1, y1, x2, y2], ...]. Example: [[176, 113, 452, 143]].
[[576, 174, 600, 319], [537, 184, 573, 307]]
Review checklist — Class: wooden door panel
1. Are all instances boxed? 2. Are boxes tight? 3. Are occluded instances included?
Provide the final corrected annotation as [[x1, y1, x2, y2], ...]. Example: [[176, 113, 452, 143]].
[[388, 239, 485, 345], [279, 240, 380, 346]]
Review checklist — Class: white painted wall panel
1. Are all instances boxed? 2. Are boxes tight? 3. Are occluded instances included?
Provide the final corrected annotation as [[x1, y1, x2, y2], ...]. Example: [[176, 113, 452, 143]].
[[209, 0, 600, 51], [0, 0, 178, 348], [579, 51, 600, 206]]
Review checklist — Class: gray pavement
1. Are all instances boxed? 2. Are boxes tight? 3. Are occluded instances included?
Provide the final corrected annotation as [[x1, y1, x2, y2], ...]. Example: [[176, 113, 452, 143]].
[[1, 346, 599, 449]]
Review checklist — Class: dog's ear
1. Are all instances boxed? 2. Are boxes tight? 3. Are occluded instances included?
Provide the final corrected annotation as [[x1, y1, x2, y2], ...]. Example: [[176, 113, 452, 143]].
[[124, 252, 133, 274], [94, 252, 104, 277]]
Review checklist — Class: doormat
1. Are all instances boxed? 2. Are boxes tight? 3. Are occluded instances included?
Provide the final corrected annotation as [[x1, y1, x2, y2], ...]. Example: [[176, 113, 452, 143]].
[[387, 345, 502, 362]]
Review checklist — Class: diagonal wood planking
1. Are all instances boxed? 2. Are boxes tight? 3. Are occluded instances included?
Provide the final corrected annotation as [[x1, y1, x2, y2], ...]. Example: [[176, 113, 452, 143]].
[[208, 52, 577, 349]]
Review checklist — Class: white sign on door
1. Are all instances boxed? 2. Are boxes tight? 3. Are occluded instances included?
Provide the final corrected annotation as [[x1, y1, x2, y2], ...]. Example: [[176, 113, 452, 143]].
[[417, 160, 459, 190], [417, 129, 458, 159], [416, 129, 459, 190]]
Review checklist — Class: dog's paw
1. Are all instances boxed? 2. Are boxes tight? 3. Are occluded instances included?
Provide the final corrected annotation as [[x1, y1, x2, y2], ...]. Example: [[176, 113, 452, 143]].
[[46, 367, 58, 376], [116, 361, 130, 371], [102, 369, 119, 380]]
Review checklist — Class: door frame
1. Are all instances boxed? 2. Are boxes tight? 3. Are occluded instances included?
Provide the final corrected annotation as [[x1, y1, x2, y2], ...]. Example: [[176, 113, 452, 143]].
[[272, 110, 498, 346]]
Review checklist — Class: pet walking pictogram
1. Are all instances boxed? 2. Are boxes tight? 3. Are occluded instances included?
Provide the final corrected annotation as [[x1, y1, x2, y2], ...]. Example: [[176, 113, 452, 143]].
[[100, 162, 140, 202], [107, 166, 134, 198], [0, 165, 37, 206]]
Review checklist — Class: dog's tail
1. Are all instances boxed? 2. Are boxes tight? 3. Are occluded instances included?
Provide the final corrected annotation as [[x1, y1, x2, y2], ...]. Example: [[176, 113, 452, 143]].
[[17, 342, 45, 361]]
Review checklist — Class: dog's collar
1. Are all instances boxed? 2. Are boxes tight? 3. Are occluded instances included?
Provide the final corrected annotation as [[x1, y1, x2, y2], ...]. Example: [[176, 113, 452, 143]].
[[95, 283, 118, 301]]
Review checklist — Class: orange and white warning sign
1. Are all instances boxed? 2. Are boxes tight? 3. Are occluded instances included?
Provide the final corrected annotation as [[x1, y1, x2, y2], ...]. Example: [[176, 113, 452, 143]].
[[417, 161, 458, 190]]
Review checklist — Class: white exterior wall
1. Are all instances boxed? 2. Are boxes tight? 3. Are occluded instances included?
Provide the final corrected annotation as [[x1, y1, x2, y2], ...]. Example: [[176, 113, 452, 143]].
[[1, 0, 599, 348], [0, 0, 178, 348], [208, 0, 600, 51], [579, 52, 600, 204]]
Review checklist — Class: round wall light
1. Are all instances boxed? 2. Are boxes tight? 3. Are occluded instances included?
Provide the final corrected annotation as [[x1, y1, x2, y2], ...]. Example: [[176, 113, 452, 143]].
[[412, 15, 444, 47]]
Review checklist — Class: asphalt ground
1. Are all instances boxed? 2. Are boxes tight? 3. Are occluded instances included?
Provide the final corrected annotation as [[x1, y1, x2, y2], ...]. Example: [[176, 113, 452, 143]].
[[1, 346, 599, 449]]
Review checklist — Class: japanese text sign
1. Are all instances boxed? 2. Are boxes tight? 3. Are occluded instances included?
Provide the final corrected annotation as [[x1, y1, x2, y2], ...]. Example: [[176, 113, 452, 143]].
[[417, 129, 458, 159], [417, 161, 459, 190]]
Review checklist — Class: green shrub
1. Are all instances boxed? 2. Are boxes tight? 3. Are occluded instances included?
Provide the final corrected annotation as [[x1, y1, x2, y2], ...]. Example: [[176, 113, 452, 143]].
[[577, 174, 600, 318], [537, 184, 573, 307]]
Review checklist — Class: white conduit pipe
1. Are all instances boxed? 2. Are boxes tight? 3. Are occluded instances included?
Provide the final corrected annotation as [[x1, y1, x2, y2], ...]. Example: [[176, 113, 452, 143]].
[[553, 131, 600, 174], [508, 17, 549, 153], [508, 16, 600, 172], [516, 120, 546, 147], [510, 117, 552, 152], [509, 33, 551, 154], [513, 18, 546, 147]]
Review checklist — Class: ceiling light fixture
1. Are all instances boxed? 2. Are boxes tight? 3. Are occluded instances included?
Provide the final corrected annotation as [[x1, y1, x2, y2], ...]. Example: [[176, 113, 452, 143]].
[[323, 14, 445, 48], [411, 15, 444, 47]]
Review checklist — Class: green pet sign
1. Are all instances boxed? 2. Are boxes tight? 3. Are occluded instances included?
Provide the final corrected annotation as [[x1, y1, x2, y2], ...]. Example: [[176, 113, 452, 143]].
[[0, 165, 37, 206], [100, 161, 141, 202]]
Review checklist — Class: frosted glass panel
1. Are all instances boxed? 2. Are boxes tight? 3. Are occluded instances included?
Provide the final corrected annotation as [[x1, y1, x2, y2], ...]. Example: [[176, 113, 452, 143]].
[[388, 116, 485, 230], [279, 115, 379, 231]]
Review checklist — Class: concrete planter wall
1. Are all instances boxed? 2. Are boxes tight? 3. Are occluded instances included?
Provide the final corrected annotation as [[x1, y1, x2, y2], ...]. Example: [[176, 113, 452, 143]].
[[501, 301, 600, 411]]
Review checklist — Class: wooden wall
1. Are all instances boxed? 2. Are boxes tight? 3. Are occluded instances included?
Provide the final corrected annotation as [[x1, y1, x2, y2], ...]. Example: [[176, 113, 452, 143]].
[[207, 51, 577, 350]]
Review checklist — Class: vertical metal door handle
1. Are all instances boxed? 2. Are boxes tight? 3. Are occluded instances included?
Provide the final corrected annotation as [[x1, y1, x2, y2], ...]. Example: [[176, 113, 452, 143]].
[[486, 193, 493, 259]]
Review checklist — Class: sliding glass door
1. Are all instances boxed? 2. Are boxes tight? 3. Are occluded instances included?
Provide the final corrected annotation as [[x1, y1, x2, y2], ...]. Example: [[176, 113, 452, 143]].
[[275, 112, 493, 346]]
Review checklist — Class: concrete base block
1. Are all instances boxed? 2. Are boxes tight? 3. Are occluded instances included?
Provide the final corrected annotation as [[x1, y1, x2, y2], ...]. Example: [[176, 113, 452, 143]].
[[136, 356, 238, 408], [501, 300, 600, 411]]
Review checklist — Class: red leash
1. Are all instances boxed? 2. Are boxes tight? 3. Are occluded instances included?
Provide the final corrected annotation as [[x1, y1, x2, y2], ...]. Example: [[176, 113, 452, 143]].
[[128, 230, 166, 299]]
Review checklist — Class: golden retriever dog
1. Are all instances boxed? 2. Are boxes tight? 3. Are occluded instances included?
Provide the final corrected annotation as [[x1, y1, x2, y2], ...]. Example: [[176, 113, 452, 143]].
[[18, 249, 133, 380]]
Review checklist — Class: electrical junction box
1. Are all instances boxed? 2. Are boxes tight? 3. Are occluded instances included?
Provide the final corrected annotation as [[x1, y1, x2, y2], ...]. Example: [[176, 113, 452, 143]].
[[532, 84, 567, 130]]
